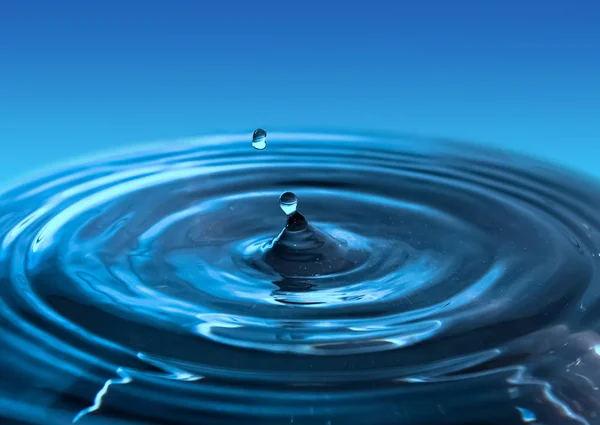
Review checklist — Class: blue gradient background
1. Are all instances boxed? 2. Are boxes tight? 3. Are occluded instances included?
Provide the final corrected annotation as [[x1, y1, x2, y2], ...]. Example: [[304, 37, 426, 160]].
[[1, 0, 598, 186]]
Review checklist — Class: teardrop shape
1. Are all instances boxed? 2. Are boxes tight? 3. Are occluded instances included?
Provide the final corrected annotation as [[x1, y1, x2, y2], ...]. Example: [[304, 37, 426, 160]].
[[252, 128, 267, 150]]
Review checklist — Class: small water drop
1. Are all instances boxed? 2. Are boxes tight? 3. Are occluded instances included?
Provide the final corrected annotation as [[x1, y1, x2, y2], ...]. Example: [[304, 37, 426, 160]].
[[252, 128, 267, 150], [279, 192, 298, 215]]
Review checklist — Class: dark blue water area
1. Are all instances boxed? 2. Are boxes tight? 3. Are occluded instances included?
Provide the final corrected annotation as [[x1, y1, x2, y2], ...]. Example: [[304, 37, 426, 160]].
[[2, 133, 600, 425]]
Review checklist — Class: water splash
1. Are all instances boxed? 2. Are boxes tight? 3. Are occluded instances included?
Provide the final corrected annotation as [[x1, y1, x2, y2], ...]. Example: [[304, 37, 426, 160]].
[[1, 132, 600, 425]]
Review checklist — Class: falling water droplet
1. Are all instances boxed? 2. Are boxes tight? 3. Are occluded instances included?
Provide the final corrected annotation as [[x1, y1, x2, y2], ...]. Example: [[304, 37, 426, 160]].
[[279, 191, 298, 215], [252, 128, 267, 150]]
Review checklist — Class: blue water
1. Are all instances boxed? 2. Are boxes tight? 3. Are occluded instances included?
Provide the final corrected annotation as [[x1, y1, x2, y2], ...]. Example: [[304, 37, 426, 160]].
[[1, 132, 600, 425]]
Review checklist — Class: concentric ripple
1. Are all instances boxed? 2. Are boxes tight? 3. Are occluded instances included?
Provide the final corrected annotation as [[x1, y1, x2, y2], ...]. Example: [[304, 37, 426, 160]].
[[2, 132, 600, 425]]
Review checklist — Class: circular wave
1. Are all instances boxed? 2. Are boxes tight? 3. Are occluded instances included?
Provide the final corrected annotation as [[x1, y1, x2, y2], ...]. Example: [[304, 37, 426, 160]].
[[2, 132, 600, 425]]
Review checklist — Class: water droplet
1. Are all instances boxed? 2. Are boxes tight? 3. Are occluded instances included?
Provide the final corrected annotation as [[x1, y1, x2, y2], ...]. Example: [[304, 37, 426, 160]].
[[279, 191, 298, 215], [252, 128, 267, 150]]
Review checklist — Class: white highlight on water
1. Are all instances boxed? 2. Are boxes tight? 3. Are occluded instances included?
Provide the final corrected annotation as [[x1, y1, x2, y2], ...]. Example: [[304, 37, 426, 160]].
[[72, 368, 132, 423]]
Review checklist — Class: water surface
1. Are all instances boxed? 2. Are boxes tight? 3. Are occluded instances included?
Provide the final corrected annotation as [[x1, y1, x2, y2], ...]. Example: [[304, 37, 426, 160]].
[[1, 133, 600, 425]]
